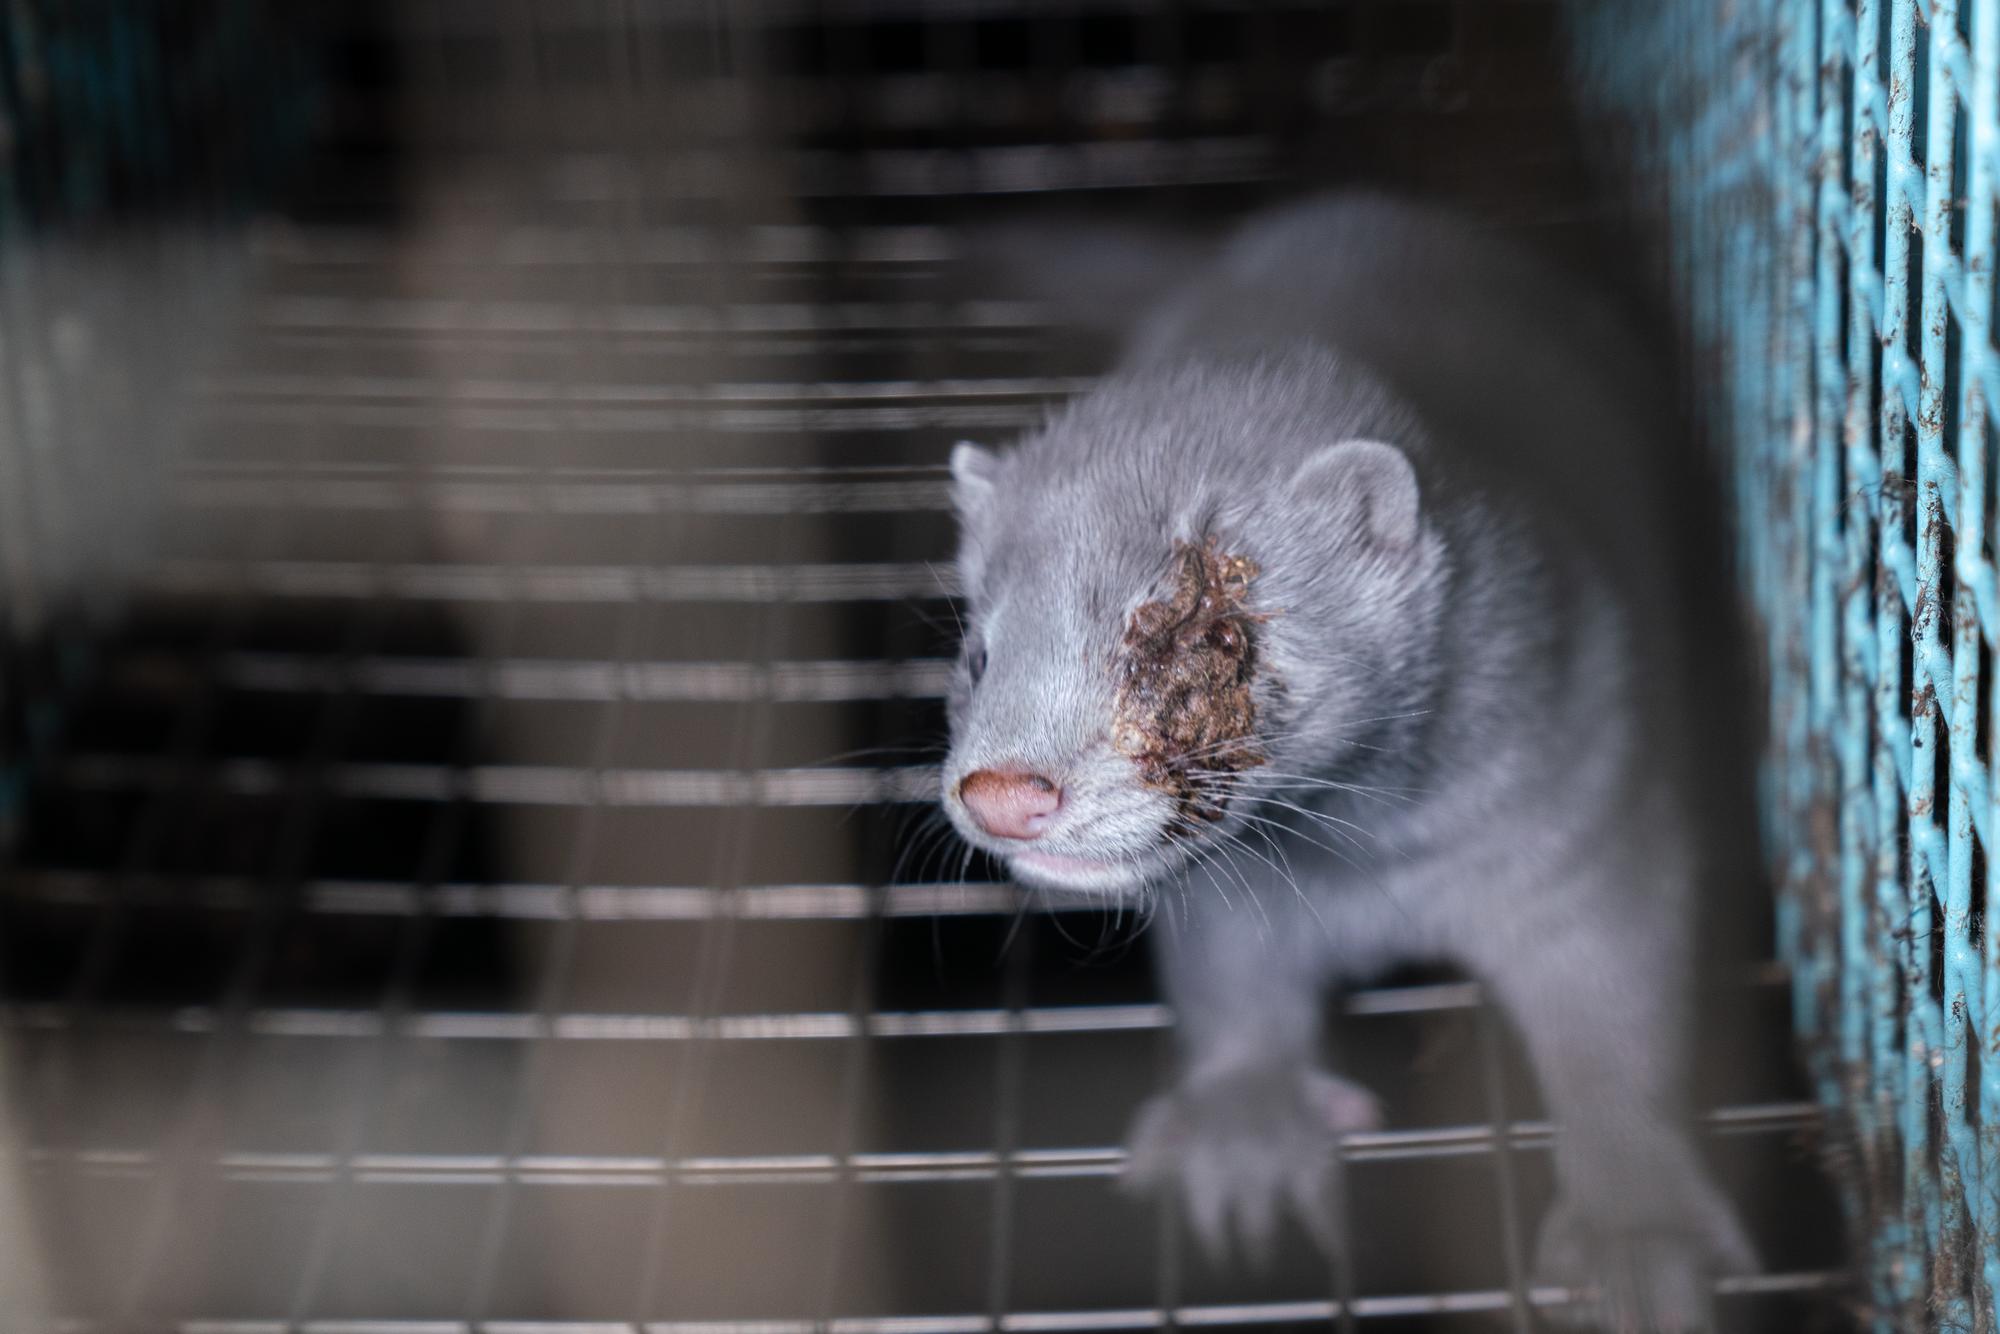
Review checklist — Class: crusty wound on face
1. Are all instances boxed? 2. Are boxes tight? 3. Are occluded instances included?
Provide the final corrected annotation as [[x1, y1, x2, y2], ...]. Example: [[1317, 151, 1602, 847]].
[[1112, 535, 1267, 826]]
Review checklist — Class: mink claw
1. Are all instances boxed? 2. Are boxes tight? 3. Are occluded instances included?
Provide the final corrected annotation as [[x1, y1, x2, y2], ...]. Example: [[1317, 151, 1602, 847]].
[[1121, 1065, 1377, 1268]]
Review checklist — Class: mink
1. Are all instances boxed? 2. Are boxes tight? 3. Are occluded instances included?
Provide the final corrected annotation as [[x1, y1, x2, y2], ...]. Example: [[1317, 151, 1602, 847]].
[[940, 193, 1758, 1331]]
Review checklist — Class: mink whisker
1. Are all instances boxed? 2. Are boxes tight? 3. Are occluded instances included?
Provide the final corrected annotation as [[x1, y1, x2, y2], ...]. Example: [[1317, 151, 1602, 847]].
[[1000, 866, 1059, 958], [1170, 726, 1310, 762], [807, 741, 947, 768], [1208, 826, 1296, 936], [1237, 789, 1385, 845], [1335, 708, 1434, 727], [1176, 814, 1268, 932], [1185, 766, 1425, 813], [897, 589, 965, 648], [1247, 770, 1429, 796], [927, 564, 968, 642], [891, 808, 951, 886], [1230, 807, 1362, 870], [1180, 827, 1240, 914], [1238, 818, 1335, 943], [912, 822, 965, 888], [1254, 800, 1411, 914], [1180, 770, 1390, 840]]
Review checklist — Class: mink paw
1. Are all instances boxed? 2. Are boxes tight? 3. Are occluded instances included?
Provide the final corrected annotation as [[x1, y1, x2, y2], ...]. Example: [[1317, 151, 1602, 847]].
[[1121, 1066, 1381, 1264], [1533, 1181, 1759, 1333]]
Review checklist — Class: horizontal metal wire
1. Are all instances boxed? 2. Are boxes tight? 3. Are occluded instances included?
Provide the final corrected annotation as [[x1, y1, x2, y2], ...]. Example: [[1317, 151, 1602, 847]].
[[133, 654, 951, 704], [252, 298, 1054, 337], [247, 212, 1596, 276], [7, 872, 1016, 920], [72, 1269, 1843, 1334], [205, 374, 1091, 406], [147, 561, 957, 603], [13, 1002, 1083, 1041], [246, 331, 1056, 364], [187, 378, 1077, 454], [207, 400, 1043, 435], [178, 460, 951, 481], [171, 469, 952, 517], [3, 1002, 1168, 1041], [61, 756, 941, 805], [3, 968, 1796, 1040], [5, 989, 1517, 1044], [248, 222, 963, 269], [27, 1101, 1819, 1189]]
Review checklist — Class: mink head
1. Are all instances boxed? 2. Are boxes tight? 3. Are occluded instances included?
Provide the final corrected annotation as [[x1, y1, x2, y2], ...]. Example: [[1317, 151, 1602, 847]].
[[940, 355, 1449, 900]]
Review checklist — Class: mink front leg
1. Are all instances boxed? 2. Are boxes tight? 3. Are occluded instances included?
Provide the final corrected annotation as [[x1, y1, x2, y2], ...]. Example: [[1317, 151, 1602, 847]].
[[1122, 880, 1380, 1263], [1463, 853, 1758, 1332]]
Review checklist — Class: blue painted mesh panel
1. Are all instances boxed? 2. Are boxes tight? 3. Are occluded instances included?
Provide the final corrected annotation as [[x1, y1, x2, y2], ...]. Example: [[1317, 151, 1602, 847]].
[[1578, 0, 2000, 1326]]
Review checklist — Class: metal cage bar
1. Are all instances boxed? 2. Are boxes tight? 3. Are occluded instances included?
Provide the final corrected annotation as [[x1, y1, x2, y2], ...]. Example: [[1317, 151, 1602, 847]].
[[0, 0, 1852, 1326], [1581, 0, 2000, 1324]]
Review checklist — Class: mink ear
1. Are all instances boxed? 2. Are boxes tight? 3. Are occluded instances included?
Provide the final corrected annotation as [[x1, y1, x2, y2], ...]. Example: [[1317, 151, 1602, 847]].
[[950, 441, 1003, 596], [950, 441, 1002, 529], [1290, 440, 1421, 551]]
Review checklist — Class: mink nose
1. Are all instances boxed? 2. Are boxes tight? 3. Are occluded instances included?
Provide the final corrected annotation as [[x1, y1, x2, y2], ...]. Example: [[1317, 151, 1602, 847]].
[[957, 768, 1063, 840]]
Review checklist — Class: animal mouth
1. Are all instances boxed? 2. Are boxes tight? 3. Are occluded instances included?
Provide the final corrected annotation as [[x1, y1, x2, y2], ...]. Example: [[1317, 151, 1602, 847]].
[[1110, 534, 1269, 828], [1014, 849, 1117, 876], [1008, 846, 1154, 894]]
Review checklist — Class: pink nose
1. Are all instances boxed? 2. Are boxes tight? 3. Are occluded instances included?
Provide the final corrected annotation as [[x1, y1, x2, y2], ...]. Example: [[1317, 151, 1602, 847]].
[[958, 768, 1062, 840]]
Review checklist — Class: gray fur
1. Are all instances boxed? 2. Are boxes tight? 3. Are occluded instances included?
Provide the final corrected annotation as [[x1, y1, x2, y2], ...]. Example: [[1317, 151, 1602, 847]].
[[941, 193, 1756, 1330]]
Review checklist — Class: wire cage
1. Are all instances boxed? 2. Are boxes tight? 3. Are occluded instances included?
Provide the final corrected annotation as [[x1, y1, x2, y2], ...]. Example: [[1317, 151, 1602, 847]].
[[0, 0, 1886, 1331], [1580, 0, 2000, 1328]]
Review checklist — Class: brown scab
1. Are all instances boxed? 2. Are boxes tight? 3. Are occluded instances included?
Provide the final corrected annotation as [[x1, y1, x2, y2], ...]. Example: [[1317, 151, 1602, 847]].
[[1112, 535, 1267, 827]]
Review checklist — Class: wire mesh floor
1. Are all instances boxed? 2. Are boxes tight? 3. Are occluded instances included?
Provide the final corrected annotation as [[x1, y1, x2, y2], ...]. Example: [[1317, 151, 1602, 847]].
[[0, 2, 1854, 1330]]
